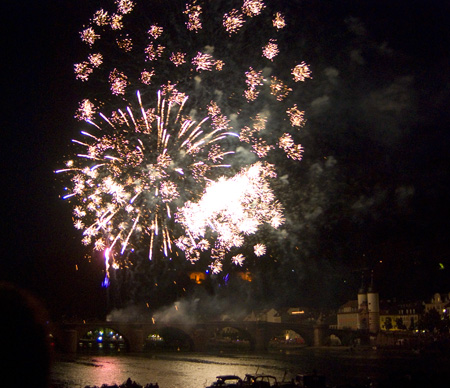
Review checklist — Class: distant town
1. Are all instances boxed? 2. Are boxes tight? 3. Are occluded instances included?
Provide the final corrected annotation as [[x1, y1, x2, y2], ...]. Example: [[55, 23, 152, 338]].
[[234, 272, 450, 348]]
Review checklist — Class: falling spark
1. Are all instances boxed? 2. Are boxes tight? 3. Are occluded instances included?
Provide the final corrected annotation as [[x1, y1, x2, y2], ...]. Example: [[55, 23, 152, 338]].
[[116, 36, 133, 52], [232, 254, 245, 266], [89, 53, 103, 67], [244, 68, 264, 101], [74, 62, 93, 82], [140, 69, 155, 85], [145, 43, 165, 61]]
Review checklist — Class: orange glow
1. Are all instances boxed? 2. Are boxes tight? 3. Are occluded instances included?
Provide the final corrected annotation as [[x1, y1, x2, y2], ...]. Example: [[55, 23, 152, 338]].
[[189, 272, 206, 284], [237, 271, 252, 282]]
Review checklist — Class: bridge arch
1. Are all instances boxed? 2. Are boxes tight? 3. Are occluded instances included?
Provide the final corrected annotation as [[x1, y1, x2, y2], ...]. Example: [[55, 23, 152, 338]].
[[77, 326, 128, 352], [54, 320, 328, 353], [208, 325, 254, 351], [143, 325, 194, 351], [268, 328, 308, 349]]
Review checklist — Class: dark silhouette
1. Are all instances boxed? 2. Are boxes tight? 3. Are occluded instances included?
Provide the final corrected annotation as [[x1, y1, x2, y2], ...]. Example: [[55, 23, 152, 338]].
[[0, 282, 51, 388], [83, 378, 159, 388]]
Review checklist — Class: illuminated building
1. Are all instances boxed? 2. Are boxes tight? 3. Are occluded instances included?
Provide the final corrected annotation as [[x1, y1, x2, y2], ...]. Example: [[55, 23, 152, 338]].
[[424, 292, 450, 317], [379, 301, 423, 331], [336, 300, 359, 330], [244, 308, 281, 323]]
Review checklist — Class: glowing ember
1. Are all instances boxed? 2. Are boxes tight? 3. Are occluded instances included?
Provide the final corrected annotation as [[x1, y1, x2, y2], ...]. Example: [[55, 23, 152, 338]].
[[109, 69, 128, 95], [148, 25, 163, 39], [223, 9, 245, 35], [272, 12, 286, 29], [242, 0, 266, 17], [287, 105, 306, 128], [254, 243, 266, 257], [270, 77, 292, 101], [184, 1, 202, 32], [192, 52, 216, 72], [262, 39, 279, 61], [170, 52, 187, 67], [75, 99, 97, 121], [292, 62, 313, 82]]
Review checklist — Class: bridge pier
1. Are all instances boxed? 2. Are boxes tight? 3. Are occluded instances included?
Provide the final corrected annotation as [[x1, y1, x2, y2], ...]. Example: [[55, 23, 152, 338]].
[[61, 329, 78, 353], [128, 328, 144, 352], [191, 328, 208, 352], [313, 323, 328, 346], [254, 325, 270, 352]]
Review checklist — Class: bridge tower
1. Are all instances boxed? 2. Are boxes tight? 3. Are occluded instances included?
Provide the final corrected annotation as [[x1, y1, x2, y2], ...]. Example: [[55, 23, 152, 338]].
[[367, 272, 380, 333], [357, 274, 368, 330]]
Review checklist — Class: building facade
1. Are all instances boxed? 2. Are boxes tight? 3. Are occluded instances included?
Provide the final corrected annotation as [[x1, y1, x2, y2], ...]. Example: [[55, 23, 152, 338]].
[[424, 292, 450, 317]]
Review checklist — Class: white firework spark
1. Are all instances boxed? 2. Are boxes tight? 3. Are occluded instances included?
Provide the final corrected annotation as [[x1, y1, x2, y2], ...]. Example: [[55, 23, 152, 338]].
[[175, 162, 284, 269]]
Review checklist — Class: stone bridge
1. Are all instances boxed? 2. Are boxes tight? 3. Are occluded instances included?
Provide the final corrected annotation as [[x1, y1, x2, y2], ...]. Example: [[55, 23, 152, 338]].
[[52, 320, 333, 353]]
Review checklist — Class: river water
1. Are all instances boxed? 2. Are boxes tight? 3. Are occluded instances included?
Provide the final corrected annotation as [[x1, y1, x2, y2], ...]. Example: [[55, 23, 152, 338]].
[[50, 347, 450, 388]]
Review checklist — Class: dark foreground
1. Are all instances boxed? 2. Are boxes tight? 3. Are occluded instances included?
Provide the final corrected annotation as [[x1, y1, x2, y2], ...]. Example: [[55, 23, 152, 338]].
[[52, 371, 450, 388]]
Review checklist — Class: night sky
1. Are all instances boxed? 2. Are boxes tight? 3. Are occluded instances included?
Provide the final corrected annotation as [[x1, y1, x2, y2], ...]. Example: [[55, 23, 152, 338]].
[[2, 1, 449, 320]]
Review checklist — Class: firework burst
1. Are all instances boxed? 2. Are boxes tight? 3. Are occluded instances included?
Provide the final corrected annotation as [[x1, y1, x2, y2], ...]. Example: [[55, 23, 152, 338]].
[[57, 90, 237, 270], [61, 0, 313, 274], [175, 162, 284, 273]]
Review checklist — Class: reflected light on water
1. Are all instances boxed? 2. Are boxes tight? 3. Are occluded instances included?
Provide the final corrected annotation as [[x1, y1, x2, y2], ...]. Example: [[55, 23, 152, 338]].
[[51, 349, 450, 388]]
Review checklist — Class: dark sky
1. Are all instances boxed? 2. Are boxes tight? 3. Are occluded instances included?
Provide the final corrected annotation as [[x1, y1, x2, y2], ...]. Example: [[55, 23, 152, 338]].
[[2, 1, 449, 319]]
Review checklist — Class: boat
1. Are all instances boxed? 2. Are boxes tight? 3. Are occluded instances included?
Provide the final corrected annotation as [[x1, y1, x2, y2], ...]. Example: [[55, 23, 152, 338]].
[[206, 375, 244, 388], [242, 374, 279, 388], [288, 373, 327, 388]]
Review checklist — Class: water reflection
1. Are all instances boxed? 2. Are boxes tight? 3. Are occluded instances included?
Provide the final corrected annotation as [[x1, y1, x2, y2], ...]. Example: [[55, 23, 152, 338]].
[[51, 348, 450, 388], [78, 327, 127, 354]]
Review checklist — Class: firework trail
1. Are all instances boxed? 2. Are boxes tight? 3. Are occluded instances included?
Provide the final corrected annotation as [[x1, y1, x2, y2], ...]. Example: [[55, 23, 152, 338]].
[[59, 0, 312, 275]]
